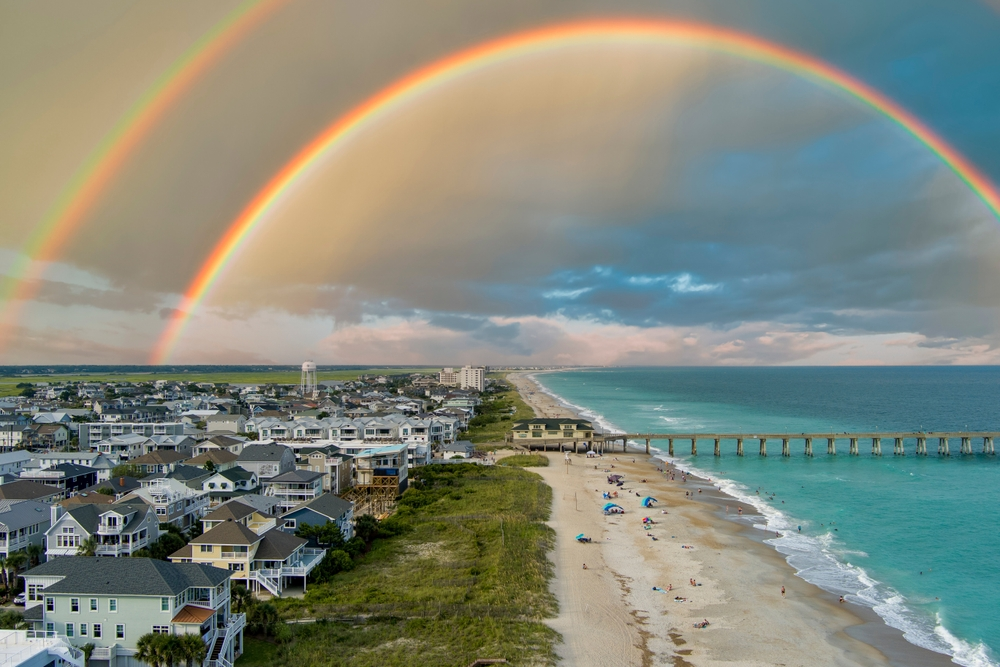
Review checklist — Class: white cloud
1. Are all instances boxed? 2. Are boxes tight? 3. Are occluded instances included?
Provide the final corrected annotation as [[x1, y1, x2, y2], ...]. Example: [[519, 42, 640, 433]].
[[626, 272, 721, 293], [543, 287, 593, 300]]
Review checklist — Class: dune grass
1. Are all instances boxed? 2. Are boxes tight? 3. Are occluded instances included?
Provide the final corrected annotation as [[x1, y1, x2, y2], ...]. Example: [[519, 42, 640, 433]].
[[496, 454, 550, 467], [237, 464, 558, 667], [465, 382, 535, 445]]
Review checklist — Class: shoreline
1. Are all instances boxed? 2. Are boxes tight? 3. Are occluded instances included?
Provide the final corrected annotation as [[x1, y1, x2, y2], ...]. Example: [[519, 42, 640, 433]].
[[508, 371, 955, 667]]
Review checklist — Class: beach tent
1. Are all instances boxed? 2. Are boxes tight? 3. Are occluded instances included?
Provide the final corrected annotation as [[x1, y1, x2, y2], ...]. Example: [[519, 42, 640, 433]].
[[602, 502, 622, 511], [641, 497, 658, 507]]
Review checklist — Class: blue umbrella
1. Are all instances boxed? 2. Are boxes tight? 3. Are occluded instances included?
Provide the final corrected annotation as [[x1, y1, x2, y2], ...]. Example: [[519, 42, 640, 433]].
[[603, 502, 623, 511], [641, 497, 658, 507], [576, 534, 586, 540]]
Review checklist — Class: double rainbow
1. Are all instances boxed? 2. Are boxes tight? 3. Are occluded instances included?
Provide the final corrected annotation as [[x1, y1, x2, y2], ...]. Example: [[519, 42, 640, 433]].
[[0, 0, 288, 345], [124, 20, 1000, 362]]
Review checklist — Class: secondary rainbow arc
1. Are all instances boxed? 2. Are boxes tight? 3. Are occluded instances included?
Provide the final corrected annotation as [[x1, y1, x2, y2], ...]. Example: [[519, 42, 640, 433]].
[[150, 18, 1000, 364], [0, 0, 288, 349]]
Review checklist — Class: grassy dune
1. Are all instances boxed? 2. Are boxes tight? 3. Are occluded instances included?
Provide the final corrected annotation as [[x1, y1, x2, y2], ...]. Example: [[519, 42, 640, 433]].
[[238, 464, 558, 667]]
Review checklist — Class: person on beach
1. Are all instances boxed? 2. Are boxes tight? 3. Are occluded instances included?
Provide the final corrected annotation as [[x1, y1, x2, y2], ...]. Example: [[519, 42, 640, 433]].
[[583, 563, 587, 570], [839, 596, 845, 603], [781, 586, 786, 598], [738, 506, 743, 515]]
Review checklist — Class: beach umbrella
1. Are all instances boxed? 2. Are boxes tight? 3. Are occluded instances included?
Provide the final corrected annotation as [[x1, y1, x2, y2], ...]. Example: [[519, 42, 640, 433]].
[[641, 497, 658, 507], [602, 502, 623, 511], [576, 534, 585, 540]]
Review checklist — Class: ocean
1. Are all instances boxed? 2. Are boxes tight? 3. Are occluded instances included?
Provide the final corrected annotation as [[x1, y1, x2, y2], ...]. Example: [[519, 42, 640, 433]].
[[534, 367, 1000, 667]]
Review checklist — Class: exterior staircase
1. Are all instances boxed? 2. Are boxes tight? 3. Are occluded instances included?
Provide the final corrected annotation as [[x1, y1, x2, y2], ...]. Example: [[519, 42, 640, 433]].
[[249, 569, 281, 596]]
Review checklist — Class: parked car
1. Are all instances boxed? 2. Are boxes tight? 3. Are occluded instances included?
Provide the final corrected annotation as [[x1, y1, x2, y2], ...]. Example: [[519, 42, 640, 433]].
[[13, 593, 25, 606]]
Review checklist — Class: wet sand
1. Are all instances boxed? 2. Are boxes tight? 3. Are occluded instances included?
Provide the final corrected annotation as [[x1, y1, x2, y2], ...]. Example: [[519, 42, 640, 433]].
[[509, 372, 954, 667]]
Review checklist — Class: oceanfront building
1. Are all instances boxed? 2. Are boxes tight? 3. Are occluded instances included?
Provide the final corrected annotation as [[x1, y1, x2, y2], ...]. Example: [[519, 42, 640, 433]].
[[170, 508, 324, 597], [509, 418, 595, 442], [21, 557, 244, 667]]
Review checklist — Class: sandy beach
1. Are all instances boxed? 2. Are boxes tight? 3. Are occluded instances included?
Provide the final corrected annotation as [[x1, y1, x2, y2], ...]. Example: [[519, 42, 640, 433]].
[[509, 372, 954, 667]]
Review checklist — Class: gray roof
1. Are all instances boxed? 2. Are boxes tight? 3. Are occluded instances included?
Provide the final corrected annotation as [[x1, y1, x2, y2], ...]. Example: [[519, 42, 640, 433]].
[[61, 501, 152, 535], [266, 469, 323, 484], [216, 468, 255, 482], [288, 493, 353, 521], [190, 521, 261, 546], [220, 494, 277, 515], [237, 444, 291, 462], [203, 502, 257, 523], [81, 476, 142, 495], [0, 500, 50, 531], [254, 528, 306, 560], [22, 463, 95, 479], [23, 557, 231, 596], [0, 481, 59, 500]]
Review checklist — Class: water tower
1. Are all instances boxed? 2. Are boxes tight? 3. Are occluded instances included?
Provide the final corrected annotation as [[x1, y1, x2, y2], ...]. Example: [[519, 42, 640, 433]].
[[301, 360, 317, 399]]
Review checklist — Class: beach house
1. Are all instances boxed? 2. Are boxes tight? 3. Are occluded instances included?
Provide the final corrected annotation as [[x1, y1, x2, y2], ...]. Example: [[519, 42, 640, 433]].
[[21, 557, 244, 667], [45, 502, 160, 559]]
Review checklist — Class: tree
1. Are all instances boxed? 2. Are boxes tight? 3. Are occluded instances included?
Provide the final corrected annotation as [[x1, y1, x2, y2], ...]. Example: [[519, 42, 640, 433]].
[[0, 609, 23, 629], [135, 633, 165, 667], [147, 532, 187, 561], [111, 463, 146, 479], [354, 514, 381, 544], [295, 521, 345, 550], [179, 633, 206, 667], [81, 643, 96, 667], [76, 537, 98, 557], [185, 522, 203, 541], [230, 584, 252, 614], [25, 544, 42, 568], [4, 551, 27, 593], [96, 487, 115, 496], [246, 601, 280, 636], [309, 549, 353, 584], [317, 411, 330, 420], [203, 460, 216, 473], [18, 388, 35, 398]]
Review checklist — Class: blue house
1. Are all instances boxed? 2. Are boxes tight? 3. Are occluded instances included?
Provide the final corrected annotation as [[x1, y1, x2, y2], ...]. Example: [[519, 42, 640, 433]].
[[279, 493, 354, 541]]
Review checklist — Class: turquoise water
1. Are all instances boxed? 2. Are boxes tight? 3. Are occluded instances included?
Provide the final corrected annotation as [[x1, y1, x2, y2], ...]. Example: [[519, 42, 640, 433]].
[[536, 367, 1000, 667]]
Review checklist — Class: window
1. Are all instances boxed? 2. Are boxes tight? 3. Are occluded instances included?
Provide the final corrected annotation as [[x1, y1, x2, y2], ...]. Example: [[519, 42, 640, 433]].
[[46, 623, 54, 635], [90, 598, 98, 612], [116, 624, 125, 640], [285, 519, 296, 529], [65, 623, 74, 637], [80, 623, 88, 637], [70, 598, 79, 613], [228, 562, 244, 571], [155, 507, 167, 516], [45, 598, 54, 612], [28, 584, 43, 601], [152, 625, 170, 634], [93, 624, 101, 639], [199, 545, 212, 553], [161, 597, 170, 611], [109, 599, 117, 612]]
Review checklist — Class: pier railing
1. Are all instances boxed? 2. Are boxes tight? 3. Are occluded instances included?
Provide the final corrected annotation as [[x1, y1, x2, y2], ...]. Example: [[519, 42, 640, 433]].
[[508, 431, 1000, 457]]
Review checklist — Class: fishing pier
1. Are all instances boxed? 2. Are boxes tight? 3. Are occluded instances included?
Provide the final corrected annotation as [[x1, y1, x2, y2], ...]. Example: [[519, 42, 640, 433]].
[[514, 431, 1000, 457]]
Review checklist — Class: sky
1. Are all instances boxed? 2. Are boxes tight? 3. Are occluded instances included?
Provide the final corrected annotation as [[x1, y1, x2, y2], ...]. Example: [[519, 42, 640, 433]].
[[4, 0, 1000, 366]]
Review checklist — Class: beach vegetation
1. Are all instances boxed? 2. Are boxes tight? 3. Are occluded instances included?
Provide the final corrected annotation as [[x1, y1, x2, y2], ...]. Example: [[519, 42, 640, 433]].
[[465, 379, 534, 445], [236, 463, 558, 667], [496, 454, 549, 467]]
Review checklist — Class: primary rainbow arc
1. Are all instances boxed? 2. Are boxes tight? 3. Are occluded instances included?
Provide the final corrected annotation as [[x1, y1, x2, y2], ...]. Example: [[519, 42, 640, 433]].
[[151, 18, 1000, 364]]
